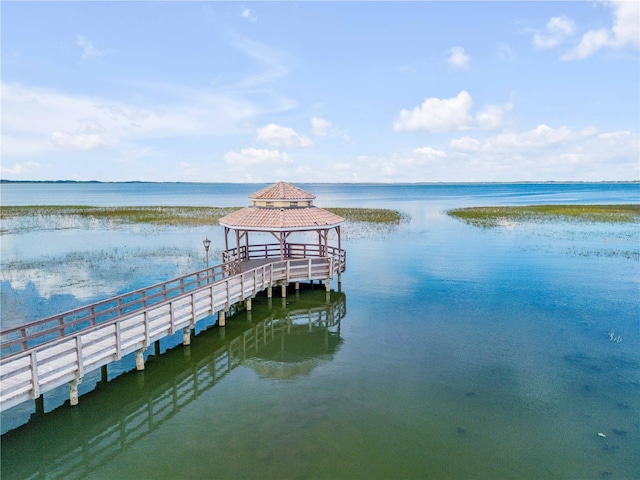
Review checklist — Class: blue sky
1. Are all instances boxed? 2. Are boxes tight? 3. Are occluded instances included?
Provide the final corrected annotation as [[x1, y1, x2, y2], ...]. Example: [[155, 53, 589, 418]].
[[1, 1, 638, 182]]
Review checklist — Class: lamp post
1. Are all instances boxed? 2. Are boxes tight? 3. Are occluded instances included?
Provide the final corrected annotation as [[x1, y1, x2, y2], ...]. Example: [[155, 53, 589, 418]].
[[203, 237, 211, 267]]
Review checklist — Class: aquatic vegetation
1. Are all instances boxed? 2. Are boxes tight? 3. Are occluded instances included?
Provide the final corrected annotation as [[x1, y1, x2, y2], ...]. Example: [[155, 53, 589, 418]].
[[326, 207, 410, 224], [0, 205, 410, 235], [447, 205, 640, 228], [0, 206, 239, 233], [1, 246, 208, 325]]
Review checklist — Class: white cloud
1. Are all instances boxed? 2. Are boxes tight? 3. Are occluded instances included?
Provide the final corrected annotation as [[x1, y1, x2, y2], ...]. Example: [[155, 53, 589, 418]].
[[1, 134, 53, 157], [0, 161, 42, 176], [447, 46, 470, 70], [609, 0, 640, 48], [409, 147, 447, 161], [178, 161, 203, 177], [395, 91, 473, 132], [475, 102, 513, 130], [451, 124, 596, 152], [498, 43, 516, 62], [76, 35, 102, 60], [1, 82, 264, 158], [223, 148, 294, 182], [311, 117, 332, 137], [344, 126, 638, 182], [226, 33, 290, 89], [345, 147, 448, 181], [394, 91, 510, 133], [241, 7, 257, 23], [51, 132, 107, 150], [256, 123, 313, 147], [224, 147, 291, 165], [533, 16, 576, 49], [561, 29, 611, 60], [561, 1, 639, 60], [448, 125, 638, 180]]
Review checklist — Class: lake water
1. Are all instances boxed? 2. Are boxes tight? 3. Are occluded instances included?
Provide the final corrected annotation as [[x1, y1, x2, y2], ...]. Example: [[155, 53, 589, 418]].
[[1, 182, 639, 479]]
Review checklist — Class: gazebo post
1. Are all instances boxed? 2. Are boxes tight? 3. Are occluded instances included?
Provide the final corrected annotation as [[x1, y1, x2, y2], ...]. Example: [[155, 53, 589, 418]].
[[224, 227, 230, 262], [337, 225, 342, 284], [234, 229, 241, 261]]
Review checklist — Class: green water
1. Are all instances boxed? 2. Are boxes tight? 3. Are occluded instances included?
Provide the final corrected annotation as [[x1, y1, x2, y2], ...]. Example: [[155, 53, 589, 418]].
[[1, 183, 638, 479]]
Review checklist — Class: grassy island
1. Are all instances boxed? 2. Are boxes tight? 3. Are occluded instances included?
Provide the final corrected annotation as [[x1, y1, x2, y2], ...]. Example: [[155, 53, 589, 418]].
[[447, 204, 640, 228]]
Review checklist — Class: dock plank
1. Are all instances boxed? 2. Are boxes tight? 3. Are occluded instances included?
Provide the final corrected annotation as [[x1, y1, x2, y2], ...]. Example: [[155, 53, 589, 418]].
[[0, 250, 345, 411]]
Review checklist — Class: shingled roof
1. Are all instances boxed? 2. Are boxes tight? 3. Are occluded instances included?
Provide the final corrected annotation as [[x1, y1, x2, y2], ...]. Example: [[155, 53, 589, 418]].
[[249, 181, 316, 201], [219, 182, 344, 232]]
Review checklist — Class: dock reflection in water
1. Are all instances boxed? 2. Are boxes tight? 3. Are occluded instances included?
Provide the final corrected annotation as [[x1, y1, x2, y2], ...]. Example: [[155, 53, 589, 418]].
[[0, 287, 346, 480]]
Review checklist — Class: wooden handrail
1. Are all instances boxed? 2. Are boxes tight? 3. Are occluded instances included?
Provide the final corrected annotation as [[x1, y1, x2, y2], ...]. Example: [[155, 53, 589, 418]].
[[1, 244, 345, 359], [0, 260, 237, 357]]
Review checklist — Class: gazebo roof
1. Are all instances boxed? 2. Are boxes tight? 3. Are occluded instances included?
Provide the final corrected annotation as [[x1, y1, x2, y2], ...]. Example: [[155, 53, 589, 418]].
[[249, 181, 316, 201], [219, 182, 344, 232]]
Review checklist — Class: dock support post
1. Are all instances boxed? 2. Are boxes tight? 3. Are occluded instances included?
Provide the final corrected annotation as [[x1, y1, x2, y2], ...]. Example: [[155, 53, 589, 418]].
[[154, 340, 160, 357], [246, 298, 252, 311], [267, 285, 273, 298], [35, 395, 44, 415], [219, 310, 226, 327], [135, 349, 145, 371], [69, 378, 81, 406], [101, 365, 108, 383], [325, 279, 331, 292], [295, 282, 300, 291], [182, 327, 191, 346], [281, 284, 287, 298]]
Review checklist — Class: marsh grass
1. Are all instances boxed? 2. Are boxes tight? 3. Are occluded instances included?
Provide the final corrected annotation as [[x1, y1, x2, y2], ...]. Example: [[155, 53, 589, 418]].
[[326, 207, 410, 224], [1, 245, 214, 324], [0, 205, 410, 235], [447, 204, 640, 228], [0, 206, 239, 227]]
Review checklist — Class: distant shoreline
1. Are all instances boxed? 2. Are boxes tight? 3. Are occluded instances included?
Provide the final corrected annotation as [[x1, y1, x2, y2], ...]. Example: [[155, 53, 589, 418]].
[[2, 179, 639, 185]]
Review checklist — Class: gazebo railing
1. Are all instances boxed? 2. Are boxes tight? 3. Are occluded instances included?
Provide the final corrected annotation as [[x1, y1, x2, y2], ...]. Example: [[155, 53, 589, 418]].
[[222, 242, 346, 270]]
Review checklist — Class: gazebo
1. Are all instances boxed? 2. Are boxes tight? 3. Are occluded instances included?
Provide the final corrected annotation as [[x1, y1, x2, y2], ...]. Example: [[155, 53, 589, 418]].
[[218, 182, 345, 271]]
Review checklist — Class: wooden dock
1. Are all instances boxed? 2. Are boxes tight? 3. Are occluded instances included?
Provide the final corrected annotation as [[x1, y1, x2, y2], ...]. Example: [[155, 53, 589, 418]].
[[1, 293, 346, 480], [0, 243, 346, 412]]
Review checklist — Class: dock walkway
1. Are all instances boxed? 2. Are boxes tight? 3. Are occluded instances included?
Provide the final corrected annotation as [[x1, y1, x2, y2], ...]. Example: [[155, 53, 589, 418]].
[[0, 243, 346, 412], [1, 293, 346, 480]]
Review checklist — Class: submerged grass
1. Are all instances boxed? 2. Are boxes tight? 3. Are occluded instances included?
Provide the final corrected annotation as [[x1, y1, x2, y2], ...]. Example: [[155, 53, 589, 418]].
[[0, 205, 410, 233], [0, 206, 239, 227], [326, 207, 410, 224], [448, 204, 640, 228]]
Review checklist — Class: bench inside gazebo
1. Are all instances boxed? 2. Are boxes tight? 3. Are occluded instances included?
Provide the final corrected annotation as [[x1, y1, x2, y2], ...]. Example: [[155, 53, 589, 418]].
[[218, 182, 346, 286]]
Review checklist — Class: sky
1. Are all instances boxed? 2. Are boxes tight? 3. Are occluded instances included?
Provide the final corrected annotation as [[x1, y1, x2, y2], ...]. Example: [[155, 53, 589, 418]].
[[1, 1, 639, 183]]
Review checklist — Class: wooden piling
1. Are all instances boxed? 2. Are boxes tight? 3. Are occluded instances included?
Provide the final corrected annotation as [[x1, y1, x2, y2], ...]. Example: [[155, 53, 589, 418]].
[[69, 378, 81, 406], [34, 395, 44, 415], [135, 349, 145, 371], [182, 327, 191, 346]]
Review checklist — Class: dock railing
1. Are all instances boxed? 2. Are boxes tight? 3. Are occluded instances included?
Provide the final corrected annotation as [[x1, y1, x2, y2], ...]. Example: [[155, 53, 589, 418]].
[[0, 294, 346, 480], [0, 244, 346, 412]]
